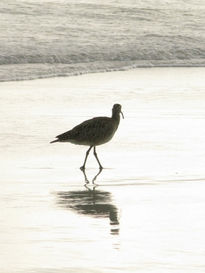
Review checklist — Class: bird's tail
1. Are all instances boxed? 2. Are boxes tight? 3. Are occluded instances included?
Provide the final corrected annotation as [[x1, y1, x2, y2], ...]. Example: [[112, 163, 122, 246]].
[[50, 139, 59, 144]]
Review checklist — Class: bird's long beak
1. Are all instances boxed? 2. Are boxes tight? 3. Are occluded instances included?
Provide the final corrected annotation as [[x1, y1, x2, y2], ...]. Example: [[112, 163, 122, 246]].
[[120, 111, 124, 119]]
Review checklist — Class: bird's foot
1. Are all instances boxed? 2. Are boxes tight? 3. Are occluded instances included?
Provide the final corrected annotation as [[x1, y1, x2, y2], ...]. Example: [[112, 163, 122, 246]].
[[81, 166, 103, 170]]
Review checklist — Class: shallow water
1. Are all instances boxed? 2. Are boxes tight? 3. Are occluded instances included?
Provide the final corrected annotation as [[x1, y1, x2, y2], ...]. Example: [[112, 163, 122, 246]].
[[1, 68, 205, 272]]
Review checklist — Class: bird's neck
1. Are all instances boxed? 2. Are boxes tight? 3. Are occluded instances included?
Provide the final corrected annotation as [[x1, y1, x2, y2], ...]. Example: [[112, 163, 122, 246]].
[[112, 111, 120, 125]]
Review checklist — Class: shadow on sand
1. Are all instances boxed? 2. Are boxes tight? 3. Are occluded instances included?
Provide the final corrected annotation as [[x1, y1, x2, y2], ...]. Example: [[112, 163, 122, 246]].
[[56, 169, 120, 235]]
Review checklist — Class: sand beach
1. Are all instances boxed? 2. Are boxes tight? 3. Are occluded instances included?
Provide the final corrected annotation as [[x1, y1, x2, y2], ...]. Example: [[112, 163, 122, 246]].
[[0, 67, 205, 272]]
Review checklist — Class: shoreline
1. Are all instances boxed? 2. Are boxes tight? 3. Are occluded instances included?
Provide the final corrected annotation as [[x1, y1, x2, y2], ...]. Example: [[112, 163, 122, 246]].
[[1, 60, 205, 83]]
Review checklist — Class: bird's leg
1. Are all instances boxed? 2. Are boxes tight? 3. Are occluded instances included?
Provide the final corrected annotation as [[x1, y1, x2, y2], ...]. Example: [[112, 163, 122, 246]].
[[93, 146, 103, 170], [80, 146, 93, 170]]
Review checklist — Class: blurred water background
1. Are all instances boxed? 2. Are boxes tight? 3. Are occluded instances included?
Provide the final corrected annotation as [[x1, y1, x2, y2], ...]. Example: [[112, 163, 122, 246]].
[[0, 0, 205, 81]]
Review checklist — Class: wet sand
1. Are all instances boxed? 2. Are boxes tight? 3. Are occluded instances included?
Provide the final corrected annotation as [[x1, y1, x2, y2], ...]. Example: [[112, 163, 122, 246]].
[[0, 68, 205, 273]]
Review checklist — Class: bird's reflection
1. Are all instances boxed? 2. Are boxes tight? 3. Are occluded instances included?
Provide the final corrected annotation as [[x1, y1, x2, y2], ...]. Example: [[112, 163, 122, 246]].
[[57, 169, 120, 235], [81, 168, 102, 185]]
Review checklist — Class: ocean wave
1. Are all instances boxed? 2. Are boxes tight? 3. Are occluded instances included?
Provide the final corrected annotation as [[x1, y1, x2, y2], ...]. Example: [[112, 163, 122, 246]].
[[0, 0, 205, 81]]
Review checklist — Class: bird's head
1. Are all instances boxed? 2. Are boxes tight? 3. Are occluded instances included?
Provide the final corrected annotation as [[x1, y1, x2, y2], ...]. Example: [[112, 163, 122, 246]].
[[112, 104, 124, 119]]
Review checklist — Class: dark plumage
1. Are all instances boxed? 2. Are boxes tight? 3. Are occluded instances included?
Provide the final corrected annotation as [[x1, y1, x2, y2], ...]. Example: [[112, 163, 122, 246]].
[[50, 104, 124, 169]]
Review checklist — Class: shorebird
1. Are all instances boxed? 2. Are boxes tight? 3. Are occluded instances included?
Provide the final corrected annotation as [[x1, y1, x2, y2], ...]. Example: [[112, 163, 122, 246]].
[[50, 104, 124, 170]]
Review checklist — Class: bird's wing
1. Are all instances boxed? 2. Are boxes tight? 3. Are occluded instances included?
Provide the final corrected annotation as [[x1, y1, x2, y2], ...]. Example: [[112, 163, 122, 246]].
[[56, 117, 113, 142], [74, 117, 115, 142]]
